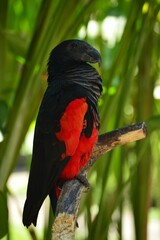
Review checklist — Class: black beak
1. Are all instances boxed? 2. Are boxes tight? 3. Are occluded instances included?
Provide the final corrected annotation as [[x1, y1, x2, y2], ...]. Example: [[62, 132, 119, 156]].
[[81, 47, 102, 66], [87, 48, 102, 66]]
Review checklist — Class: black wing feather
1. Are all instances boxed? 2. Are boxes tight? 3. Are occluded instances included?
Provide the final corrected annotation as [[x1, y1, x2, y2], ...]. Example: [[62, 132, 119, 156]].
[[23, 84, 91, 227]]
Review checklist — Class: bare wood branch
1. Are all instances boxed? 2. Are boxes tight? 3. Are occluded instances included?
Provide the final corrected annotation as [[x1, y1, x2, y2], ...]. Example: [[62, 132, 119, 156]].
[[52, 122, 147, 240], [92, 121, 147, 161]]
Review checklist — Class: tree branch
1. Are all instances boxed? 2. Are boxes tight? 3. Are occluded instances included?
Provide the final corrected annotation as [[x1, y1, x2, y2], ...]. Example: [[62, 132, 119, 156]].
[[52, 122, 147, 240]]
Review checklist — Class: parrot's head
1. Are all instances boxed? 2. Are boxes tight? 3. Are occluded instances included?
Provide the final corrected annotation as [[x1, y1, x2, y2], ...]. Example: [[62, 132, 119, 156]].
[[48, 39, 101, 73]]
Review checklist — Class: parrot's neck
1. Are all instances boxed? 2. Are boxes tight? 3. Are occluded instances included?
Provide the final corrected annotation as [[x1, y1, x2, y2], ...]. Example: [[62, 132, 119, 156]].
[[47, 62, 102, 127]]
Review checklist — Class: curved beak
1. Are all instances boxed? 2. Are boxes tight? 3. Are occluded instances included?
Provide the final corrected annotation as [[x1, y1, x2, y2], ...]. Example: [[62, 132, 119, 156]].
[[81, 47, 102, 66], [87, 49, 102, 66]]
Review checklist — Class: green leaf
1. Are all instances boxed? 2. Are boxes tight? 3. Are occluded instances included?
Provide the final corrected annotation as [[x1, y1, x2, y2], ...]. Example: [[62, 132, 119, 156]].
[[147, 115, 160, 132], [0, 101, 9, 131], [0, 191, 8, 238], [4, 31, 28, 57]]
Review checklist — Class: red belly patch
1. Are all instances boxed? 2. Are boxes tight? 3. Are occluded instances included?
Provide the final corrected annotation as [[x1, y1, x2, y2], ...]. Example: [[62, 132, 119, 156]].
[[60, 127, 98, 180], [56, 98, 88, 158], [55, 98, 98, 197]]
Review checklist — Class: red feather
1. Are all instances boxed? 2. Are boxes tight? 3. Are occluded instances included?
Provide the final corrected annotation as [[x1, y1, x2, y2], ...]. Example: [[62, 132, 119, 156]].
[[55, 98, 98, 198], [56, 98, 88, 158]]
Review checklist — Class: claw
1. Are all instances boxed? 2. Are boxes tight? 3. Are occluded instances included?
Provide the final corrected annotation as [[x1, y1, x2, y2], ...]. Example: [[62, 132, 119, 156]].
[[76, 173, 90, 192]]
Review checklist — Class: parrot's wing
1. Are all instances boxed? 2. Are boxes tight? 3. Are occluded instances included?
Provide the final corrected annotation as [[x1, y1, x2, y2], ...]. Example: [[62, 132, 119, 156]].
[[23, 85, 91, 227]]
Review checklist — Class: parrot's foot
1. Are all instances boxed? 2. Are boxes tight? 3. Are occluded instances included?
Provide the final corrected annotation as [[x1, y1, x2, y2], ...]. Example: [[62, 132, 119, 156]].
[[76, 173, 90, 192]]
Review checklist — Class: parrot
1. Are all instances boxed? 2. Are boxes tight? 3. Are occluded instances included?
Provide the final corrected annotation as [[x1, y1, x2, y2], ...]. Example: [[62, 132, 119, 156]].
[[23, 39, 102, 227]]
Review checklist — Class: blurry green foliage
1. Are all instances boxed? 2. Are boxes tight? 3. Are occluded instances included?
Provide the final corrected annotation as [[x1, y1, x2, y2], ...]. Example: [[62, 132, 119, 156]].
[[0, 192, 8, 238]]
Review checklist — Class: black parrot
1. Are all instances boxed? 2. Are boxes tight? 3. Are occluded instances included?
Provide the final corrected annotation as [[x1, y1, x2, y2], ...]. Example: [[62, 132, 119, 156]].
[[23, 39, 102, 227]]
